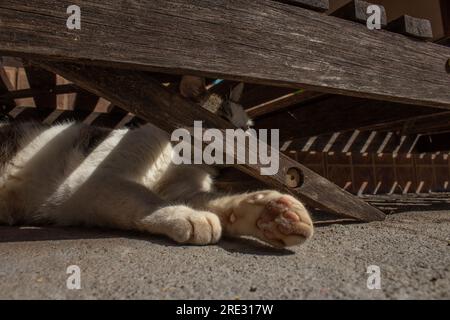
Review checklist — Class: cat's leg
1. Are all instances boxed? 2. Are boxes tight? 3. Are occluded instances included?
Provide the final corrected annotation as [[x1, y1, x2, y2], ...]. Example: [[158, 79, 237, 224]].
[[190, 190, 313, 248], [139, 204, 222, 245], [53, 177, 222, 245]]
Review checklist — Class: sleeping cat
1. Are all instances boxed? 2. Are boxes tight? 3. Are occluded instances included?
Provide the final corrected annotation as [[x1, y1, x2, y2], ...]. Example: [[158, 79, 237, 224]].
[[0, 83, 313, 248]]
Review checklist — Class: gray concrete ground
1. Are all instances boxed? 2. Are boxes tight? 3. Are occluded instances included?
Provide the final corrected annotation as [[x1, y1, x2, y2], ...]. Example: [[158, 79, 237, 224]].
[[0, 210, 449, 299]]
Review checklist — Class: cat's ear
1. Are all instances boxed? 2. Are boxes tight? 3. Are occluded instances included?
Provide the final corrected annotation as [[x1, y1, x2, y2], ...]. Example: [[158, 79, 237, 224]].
[[230, 82, 244, 102]]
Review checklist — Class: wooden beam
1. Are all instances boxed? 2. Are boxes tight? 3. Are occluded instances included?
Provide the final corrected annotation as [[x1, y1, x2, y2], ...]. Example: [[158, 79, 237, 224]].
[[1, 1, 450, 108], [255, 95, 441, 141], [387, 15, 433, 40], [362, 110, 450, 135], [241, 85, 295, 110], [0, 56, 23, 68], [0, 84, 79, 101], [331, 0, 387, 27], [286, 130, 420, 154], [33, 60, 385, 222], [248, 90, 326, 118], [0, 67, 15, 115], [274, 0, 329, 12]]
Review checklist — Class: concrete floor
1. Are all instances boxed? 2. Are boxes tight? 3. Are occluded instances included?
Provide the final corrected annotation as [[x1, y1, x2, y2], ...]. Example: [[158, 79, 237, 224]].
[[0, 210, 449, 299]]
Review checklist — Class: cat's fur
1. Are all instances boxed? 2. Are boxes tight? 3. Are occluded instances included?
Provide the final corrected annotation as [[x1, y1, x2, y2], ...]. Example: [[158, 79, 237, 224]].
[[0, 81, 313, 248], [0, 120, 313, 247]]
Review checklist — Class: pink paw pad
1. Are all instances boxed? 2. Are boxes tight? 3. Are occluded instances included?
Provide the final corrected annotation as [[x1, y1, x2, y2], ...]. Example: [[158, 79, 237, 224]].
[[256, 196, 313, 247]]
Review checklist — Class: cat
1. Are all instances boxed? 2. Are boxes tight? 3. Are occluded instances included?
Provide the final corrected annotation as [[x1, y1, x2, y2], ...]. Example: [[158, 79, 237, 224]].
[[179, 76, 253, 130], [0, 83, 313, 248]]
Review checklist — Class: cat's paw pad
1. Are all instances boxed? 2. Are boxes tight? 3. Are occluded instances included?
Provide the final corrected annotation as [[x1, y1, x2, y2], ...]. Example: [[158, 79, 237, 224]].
[[229, 191, 313, 248], [256, 195, 313, 247], [171, 210, 222, 245]]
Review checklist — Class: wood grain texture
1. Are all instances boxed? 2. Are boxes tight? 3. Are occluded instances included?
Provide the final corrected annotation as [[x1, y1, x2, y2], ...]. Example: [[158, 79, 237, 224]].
[[1, 1, 450, 108], [387, 15, 433, 40], [33, 60, 385, 222], [362, 110, 450, 135], [331, 0, 387, 26], [255, 95, 441, 141], [247, 90, 324, 118], [287, 130, 421, 154], [0, 84, 79, 101], [274, 0, 329, 12]]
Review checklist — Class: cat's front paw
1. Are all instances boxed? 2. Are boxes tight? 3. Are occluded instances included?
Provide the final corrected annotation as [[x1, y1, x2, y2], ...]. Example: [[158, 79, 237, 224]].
[[227, 191, 313, 248], [168, 209, 222, 245]]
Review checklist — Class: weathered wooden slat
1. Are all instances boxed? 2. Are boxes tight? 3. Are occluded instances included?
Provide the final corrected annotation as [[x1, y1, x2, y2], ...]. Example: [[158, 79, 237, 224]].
[[33, 60, 385, 222], [387, 15, 433, 40], [274, 0, 329, 12], [50, 89, 100, 124], [247, 90, 325, 118], [255, 95, 441, 141], [0, 56, 23, 68], [330, 0, 387, 27], [241, 85, 295, 110], [0, 67, 15, 115], [286, 130, 421, 154], [363, 110, 450, 135], [4, 100, 131, 128], [1, 1, 450, 107], [0, 84, 79, 101]]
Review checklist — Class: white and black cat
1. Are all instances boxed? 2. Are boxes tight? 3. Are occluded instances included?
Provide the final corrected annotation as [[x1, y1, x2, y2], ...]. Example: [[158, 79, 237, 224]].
[[0, 81, 313, 248]]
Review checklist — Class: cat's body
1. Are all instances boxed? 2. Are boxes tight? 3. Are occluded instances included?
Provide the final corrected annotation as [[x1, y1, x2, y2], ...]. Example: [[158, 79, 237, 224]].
[[0, 121, 313, 247]]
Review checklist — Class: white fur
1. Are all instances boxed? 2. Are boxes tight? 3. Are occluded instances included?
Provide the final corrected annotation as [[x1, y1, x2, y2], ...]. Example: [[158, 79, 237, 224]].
[[0, 121, 313, 247]]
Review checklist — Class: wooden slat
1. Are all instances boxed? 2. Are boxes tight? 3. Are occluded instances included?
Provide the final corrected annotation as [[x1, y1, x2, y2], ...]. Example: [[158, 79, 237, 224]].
[[9, 68, 42, 120], [0, 66, 16, 116], [387, 15, 433, 40], [330, 0, 387, 27], [55, 75, 75, 110], [0, 84, 79, 101], [255, 95, 441, 141], [363, 110, 450, 135], [241, 84, 294, 109], [1, 1, 450, 108], [274, 0, 329, 12], [247, 90, 325, 118], [0, 56, 23, 68], [286, 130, 421, 154], [33, 60, 385, 222]]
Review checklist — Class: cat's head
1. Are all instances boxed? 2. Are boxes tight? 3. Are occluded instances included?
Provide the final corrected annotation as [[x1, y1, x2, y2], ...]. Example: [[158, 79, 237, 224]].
[[218, 83, 253, 130]]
